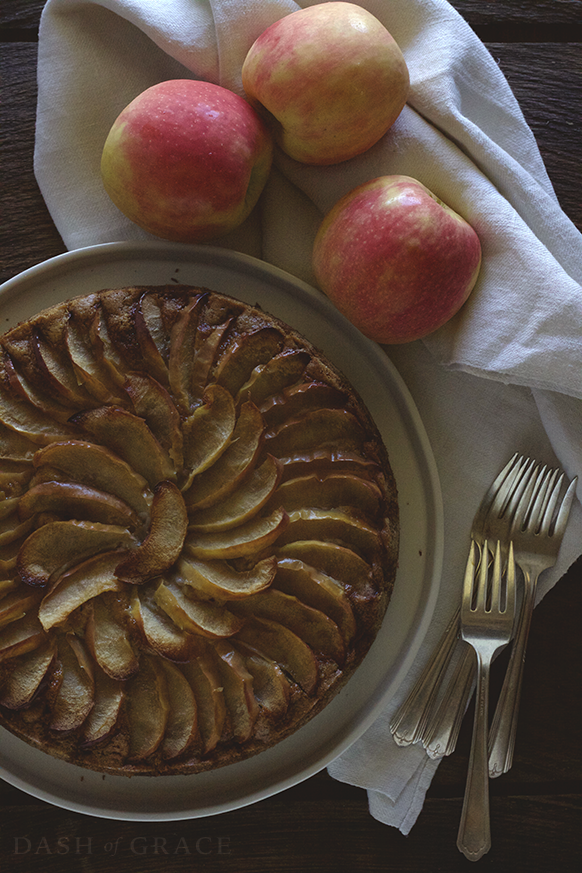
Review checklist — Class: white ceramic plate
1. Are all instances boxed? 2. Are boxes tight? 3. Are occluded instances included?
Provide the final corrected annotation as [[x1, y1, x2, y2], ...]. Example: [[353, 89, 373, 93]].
[[0, 242, 443, 821]]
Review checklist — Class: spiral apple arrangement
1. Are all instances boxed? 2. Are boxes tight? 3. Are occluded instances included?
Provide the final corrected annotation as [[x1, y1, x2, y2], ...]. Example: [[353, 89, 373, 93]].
[[100, 2, 482, 344]]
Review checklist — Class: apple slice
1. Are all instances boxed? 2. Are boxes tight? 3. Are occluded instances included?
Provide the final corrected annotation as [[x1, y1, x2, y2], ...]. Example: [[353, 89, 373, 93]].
[[124, 372, 183, 470], [277, 449, 381, 483], [65, 312, 130, 406], [273, 472, 382, 518], [181, 646, 226, 753], [265, 407, 364, 455], [50, 634, 95, 732], [0, 381, 79, 445], [187, 455, 281, 532], [0, 613, 46, 662], [185, 507, 288, 561], [83, 668, 124, 746], [3, 357, 74, 423], [260, 380, 347, 428], [234, 616, 317, 694], [0, 587, 42, 630], [159, 659, 198, 759], [17, 519, 136, 588], [0, 496, 20, 522], [18, 481, 140, 529], [85, 592, 138, 680], [72, 406, 175, 487], [274, 557, 355, 642], [168, 293, 207, 413], [181, 384, 236, 486], [0, 578, 18, 598], [38, 550, 125, 631], [213, 639, 259, 743], [0, 420, 38, 462], [177, 555, 276, 600], [277, 540, 373, 590], [232, 589, 344, 664], [0, 514, 34, 548], [0, 640, 56, 709], [189, 318, 232, 401], [214, 327, 284, 398], [130, 586, 192, 661], [33, 440, 152, 519], [0, 462, 34, 500], [114, 481, 188, 584], [33, 332, 96, 409], [87, 305, 129, 388], [126, 653, 170, 761], [237, 643, 290, 717], [134, 292, 170, 385], [154, 579, 244, 638], [235, 349, 310, 407], [276, 509, 381, 559]]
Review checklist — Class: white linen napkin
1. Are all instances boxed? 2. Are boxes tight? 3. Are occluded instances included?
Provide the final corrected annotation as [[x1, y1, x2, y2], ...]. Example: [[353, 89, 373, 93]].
[[33, 0, 582, 832]]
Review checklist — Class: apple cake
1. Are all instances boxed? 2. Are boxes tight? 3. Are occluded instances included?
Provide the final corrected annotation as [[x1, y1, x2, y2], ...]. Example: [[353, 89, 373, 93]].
[[0, 284, 398, 775]]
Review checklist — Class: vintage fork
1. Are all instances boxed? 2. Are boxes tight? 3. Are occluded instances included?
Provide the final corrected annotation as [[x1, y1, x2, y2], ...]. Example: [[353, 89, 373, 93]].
[[457, 539, 516, 862], [389, 453, 533, 751], [488, 465, 578, 777], [421, 454, 536, 759]]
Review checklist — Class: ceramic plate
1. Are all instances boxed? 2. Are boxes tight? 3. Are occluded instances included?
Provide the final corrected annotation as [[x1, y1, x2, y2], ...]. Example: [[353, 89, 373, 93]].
[[0, 242, 443, 820]]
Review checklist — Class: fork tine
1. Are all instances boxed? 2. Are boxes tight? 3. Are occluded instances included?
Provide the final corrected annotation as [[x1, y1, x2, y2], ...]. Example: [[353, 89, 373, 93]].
[[500, 457, 537, 523], [486, 455, 530, 522], [552, 476, 578, 538], [463, 540, 479, 613], [511, 462, 545, 534], [489, 541, 503, 612], [537, 469, 562, 536]]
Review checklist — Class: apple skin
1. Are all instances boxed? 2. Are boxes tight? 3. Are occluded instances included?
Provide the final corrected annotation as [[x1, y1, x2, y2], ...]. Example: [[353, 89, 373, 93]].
[[241, 2, 409, 165], [101, 79, 273, 243], [312, 175, 482, 344]]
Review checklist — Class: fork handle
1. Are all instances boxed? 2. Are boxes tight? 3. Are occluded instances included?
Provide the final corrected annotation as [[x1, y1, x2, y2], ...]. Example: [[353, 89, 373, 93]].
[[488, 569, 538, 777], [390, 607, 460, 746], [457, 650, 492, 861], [423, 641, 475, 758]]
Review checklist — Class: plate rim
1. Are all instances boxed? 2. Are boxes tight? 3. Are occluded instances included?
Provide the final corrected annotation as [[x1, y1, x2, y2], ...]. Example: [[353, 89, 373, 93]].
[[0, 241, 444, 819]]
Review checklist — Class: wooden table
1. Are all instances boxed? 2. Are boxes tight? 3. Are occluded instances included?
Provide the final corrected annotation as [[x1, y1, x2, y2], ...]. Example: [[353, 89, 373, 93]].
[[1, 2, 580, 870]]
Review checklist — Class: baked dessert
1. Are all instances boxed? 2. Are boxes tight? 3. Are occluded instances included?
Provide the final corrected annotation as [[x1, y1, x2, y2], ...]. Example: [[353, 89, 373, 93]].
[[0, 284, 398, 775]]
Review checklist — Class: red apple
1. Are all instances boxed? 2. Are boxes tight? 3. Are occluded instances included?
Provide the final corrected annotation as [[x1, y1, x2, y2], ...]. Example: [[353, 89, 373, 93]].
[[241, 2, 409, 165], [312, 175, 482, 344], [100, 79, 273, 242]]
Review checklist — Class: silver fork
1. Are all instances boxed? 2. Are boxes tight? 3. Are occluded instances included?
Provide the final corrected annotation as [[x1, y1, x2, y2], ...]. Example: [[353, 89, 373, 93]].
[[390, 453, 534, 754], [457, 539, 516, 861], [488, 466, 578, 777]]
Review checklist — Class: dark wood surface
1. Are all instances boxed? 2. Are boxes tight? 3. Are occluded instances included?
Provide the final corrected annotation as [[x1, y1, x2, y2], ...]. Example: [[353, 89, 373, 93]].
[[0, 2, 581, 870]]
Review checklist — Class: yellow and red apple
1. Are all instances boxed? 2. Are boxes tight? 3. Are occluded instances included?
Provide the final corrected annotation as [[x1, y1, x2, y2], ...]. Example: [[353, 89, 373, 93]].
[[242, 2, 409, 165], [100, 79, 273, 242], [312, 175, 482, 344]]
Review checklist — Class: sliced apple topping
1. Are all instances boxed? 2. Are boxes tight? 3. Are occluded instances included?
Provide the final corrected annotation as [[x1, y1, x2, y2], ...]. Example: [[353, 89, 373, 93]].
[[277, 450, 381, 483], [83, 668, 124, 746], [0, 613, 46, 661], [130, 586, 192, 661], [17, 520, 135, 589], [273, 472, 382, 518], [88, 306, 129, 388], [126, 653, 170, 761], [38, 550, 125, 632], [72, 406, 174, 487], [65, 312, 129, 406], [0, 462, 34, 499], [0, 420, 40, 461], [234, 617, 317, 695], [181, 643, 226, 754], [277, 509, 381, 559], [177, 555, 276, 600], [50, 634, 95, 732], [124, 373, 183, 470], [237, 643, 290, 717], [159, 658, 198, 759], [274, 557, 356, 642], [0, 514, 35, 549], [260, 380, 347, 428], [168, 293, 207, 413], [33, 440, 152, 519], [189, 318, 232, 401], [134, 291, 170, 385], [184, 401, 264, 510], [0, 381, 79, 444], [181, 384, 235, 486], [154, 579, 244, 638], [213, 640, 259, 743], [265, 407, 365, 455], [232, 589, 344, 665], [0, 587, 42, 630], [187, 455, 281, 532], [85, 592, 138, 681], [0, 640, 56, 709], [235, 349, 310, 407], [277, 540, 374, 591], [114, 481, 188, 584], [185, 507, 288, 561], [18, 481, 140, 529], [214, 327, 284, 398], [34, 332, 96, 409], [0, 496, 20, 522]]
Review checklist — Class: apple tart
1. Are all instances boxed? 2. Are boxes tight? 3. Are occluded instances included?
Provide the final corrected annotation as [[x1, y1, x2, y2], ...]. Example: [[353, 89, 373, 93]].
[[0, 284, 398, 775]]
